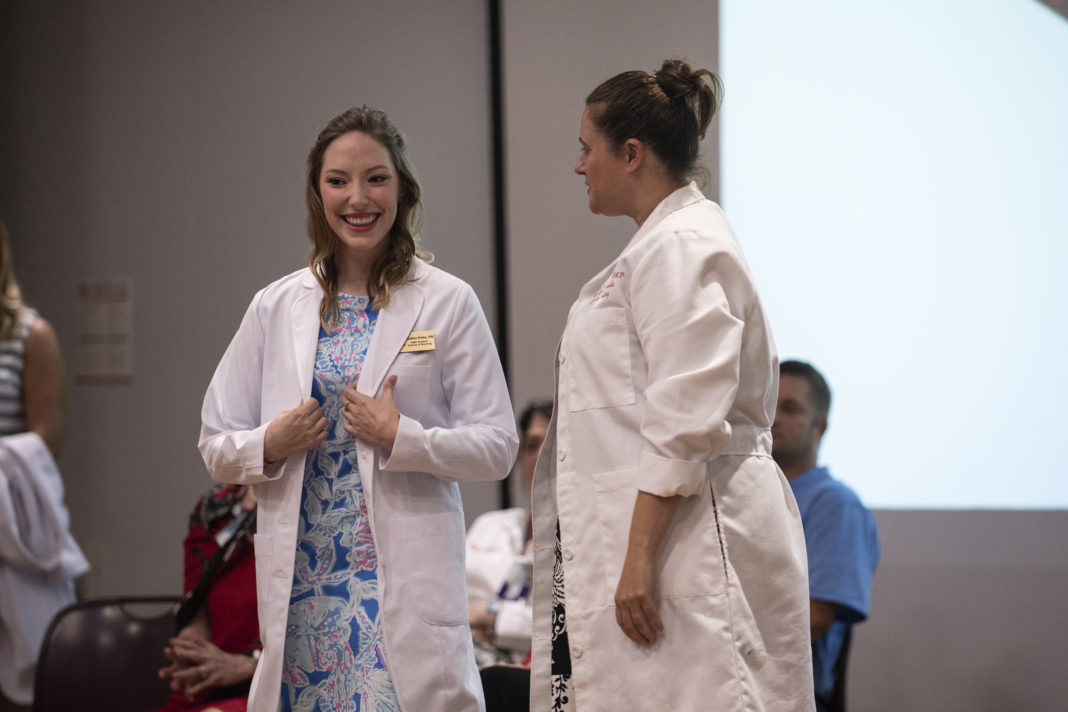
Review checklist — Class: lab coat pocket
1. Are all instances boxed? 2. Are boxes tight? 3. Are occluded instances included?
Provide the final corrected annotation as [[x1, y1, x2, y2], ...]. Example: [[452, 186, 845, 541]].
[[591, 468, 639, 603], [396, 510, 467, 626], [566, 307, 636, 411], [387, 364, 431, 421]]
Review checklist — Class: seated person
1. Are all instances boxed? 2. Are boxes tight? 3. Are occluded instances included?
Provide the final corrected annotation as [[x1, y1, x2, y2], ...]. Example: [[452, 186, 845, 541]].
[[772, 360, 881, 711], [154, 484, 259, 712], [465, 398, 550, 669]]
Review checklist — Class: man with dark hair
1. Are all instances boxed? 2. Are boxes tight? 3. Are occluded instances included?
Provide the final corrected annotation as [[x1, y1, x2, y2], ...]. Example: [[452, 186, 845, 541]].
[[773, 360, 880, 711]]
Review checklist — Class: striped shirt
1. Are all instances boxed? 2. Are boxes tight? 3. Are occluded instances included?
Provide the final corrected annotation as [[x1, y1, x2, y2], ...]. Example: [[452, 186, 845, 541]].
[[0, 307, 37, 436]]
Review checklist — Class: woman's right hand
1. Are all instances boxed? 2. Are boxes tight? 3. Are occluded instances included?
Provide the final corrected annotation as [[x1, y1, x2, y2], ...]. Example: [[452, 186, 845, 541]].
[[263, 399, 328, 463]]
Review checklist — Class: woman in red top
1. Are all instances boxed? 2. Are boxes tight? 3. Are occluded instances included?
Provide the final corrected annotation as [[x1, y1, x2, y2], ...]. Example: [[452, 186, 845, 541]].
[[154, 484, 259, 712]]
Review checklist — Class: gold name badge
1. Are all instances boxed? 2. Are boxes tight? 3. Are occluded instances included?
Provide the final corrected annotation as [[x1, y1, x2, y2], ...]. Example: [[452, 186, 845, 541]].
[[400, 330, 436, 353]]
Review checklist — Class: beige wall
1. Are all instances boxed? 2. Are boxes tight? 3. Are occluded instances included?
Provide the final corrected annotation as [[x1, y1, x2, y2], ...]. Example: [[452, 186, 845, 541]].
[[855, 510, 1068, 710], [0, 0, 499, 596], [502, 0, 719, 415]]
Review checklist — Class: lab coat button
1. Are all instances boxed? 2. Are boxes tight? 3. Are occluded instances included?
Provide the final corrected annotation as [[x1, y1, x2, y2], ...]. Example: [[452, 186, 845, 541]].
[[558, 353, 566, 364], [558, 450, 566, 462], [572, 646, 583, 659], [563, 548, 574, 561]]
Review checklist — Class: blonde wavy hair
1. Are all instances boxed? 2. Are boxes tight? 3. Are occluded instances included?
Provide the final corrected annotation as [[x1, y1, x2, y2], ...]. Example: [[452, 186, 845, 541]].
[[0, 223, 26, 341], [305, 106, 432, 328]]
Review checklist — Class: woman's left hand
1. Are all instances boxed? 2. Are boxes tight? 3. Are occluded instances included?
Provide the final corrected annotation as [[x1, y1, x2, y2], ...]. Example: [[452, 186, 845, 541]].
[[343, 375, 401, 450], [613, 491, 680, 646], [614, 547, 665, 646]]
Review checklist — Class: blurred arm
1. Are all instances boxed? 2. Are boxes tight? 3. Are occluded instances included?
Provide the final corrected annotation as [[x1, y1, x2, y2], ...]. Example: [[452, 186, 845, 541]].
[[23, 316, 67, 458]]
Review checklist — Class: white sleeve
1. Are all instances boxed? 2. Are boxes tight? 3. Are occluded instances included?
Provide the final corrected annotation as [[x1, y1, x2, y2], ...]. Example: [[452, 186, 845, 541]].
[[493, 599, 533, 653], [382, 285, 518, 483], [630, 230, 751, 498], [465, 513, 507, 603], [198, 291, 283, 484]]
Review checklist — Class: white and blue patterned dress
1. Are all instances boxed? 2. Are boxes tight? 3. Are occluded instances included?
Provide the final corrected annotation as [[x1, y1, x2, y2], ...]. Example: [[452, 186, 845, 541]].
[[281, 294, 400, 712]]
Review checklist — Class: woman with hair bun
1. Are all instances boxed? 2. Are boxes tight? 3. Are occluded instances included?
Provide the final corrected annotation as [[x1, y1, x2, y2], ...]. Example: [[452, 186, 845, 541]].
[[529, 60, 814, 711]]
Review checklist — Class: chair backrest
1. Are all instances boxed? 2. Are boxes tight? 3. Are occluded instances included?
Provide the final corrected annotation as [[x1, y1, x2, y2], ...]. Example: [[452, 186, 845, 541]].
[[33, 596, 182, 712]]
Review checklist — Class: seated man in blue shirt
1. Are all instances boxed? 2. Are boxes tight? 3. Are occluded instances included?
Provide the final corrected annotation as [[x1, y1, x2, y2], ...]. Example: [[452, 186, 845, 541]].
[[772, 360, 881, 711]]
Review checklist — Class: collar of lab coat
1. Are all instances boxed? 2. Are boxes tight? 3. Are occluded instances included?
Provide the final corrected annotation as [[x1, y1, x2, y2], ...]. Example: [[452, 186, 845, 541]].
[[291, 259, 429, 398], [574, 182, 706, 306], [624, 181, 705, 255]]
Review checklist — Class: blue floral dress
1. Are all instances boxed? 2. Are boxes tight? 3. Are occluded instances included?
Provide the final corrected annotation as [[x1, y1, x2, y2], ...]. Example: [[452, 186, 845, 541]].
[[281, 294, 400, 712]]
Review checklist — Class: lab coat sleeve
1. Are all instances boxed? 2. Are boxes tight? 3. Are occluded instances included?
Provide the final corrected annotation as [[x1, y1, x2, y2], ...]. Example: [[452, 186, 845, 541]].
[[198, 291, 283, 484], [494, 600, 533, 653], [630, 226, 747, 498], [383, 284, 518, 482], [465, 513, 506, 603]]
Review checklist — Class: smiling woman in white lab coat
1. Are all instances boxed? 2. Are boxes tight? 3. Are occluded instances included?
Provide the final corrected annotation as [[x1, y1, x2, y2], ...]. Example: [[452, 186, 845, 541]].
[[529, 61, 814, 712], [199, 107, 518, 712]]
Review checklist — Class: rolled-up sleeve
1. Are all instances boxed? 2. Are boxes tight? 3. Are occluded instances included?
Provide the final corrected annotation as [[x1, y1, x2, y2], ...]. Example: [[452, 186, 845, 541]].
[[629, 228, 750, 497]]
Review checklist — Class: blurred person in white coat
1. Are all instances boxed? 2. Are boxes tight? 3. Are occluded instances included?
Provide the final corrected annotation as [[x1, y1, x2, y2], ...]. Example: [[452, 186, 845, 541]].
[[467, 399, 551, 712], [199, 107, 517, 712], [466, 398, 551, 669], [529, 61, 814, 712]]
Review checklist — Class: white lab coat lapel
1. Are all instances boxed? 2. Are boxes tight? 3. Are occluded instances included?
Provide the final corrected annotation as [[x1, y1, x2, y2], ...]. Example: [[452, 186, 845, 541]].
[[286, 268, 429, 400], [290, 272, 323, 399], [359, 278, 425, 399], [351, 269, 425, 514], [619, 183, 705, 259], [570, 186, 704, 320]]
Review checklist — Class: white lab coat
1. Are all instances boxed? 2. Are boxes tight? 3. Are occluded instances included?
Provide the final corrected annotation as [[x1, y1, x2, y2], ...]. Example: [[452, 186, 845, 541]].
[[530, 184, 814, 711], [199, 259, 518, 712], [0, 431, 89, 704], [465, 506, 532, 657]]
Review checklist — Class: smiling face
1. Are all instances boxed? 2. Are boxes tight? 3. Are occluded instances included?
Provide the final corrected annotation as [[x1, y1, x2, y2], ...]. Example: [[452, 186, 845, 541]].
[[574, 106, 631, 217], [318, 130, 399, 265]]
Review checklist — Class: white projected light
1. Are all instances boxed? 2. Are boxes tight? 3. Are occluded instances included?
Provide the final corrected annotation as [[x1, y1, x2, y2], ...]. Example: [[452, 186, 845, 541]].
[[721, 0, 1068, 508]]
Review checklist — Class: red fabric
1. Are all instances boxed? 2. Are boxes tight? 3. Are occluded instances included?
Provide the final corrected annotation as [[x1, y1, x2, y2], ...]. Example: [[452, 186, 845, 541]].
[[152, 503, 258, 712], [157, 696, 248, 712]]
